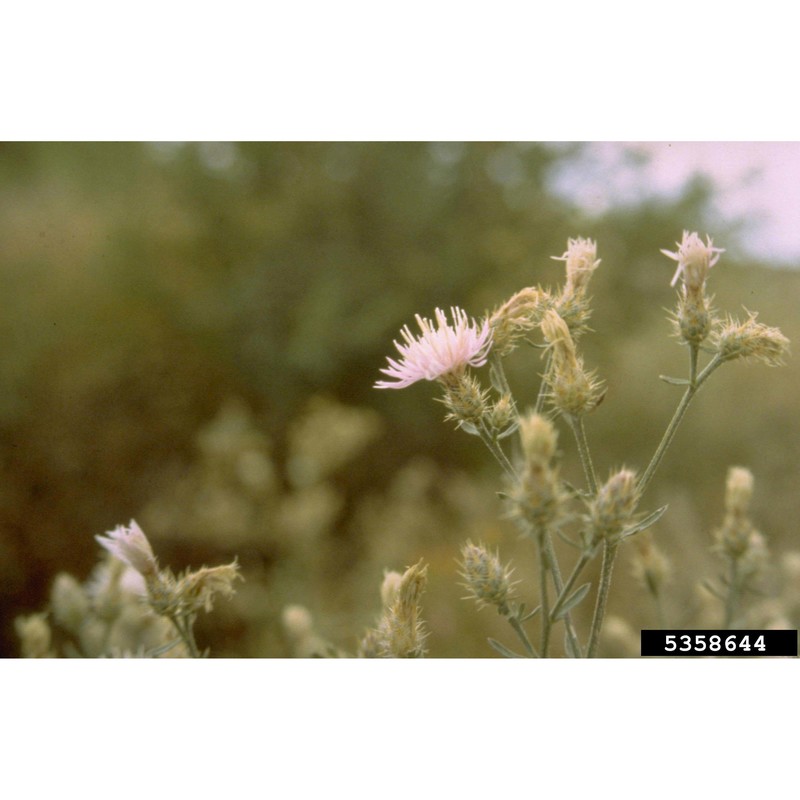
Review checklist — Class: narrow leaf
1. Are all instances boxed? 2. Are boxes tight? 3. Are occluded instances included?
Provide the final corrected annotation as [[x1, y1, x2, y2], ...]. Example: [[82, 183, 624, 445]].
[[659, 375, 690, 386], [620, 504, 669, 540], [459, 421, 480, 436], [488, 361, 506, 394], [146, 637, 184, 658], [519, 605, 541, 622], [552, 582, 591, 621], [487, 638, 525, 658]]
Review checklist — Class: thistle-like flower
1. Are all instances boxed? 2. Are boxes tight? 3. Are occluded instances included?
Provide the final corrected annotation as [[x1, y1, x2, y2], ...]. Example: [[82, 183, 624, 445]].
[[95, 520, 158, 578], [552, 237, 601, 294], [375, 306, 492, 389], [661, 230, 724, 291]]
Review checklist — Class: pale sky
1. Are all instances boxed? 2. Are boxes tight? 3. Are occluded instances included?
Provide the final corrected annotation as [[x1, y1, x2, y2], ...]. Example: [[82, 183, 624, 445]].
[[548, 142, 800, 267]]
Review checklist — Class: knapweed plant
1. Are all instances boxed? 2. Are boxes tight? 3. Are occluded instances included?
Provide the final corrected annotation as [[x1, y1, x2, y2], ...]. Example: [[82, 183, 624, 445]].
[[374, 232, 789, 658]]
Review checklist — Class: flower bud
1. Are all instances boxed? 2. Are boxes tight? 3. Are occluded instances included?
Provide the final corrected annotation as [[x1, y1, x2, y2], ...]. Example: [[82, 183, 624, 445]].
[[590, 469, 639, 542], [380, 570, 403, 607], [50, 573, 90, 634], [15, 613, 54, 658], [724, 467, 754, 517], [95, 520, 158, 578], [518, 412, 558, 466], [540, 310, 603, 417], [459, 541, 515, 609], [712, 312, 790, 367], [553, 237, 600, 292]]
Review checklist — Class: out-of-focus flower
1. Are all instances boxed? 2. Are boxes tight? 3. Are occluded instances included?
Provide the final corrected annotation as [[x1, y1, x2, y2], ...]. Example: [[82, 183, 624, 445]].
[[661, 230, 724, 290], [95, 520, 158, 577], [375, 307, 491, 389]]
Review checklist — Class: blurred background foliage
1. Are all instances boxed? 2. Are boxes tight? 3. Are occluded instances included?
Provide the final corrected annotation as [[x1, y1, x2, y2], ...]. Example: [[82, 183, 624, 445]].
[[1, 142, 798, 656]]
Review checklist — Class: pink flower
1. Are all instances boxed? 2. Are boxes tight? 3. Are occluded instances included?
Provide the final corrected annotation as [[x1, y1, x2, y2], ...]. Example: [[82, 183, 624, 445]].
[[375, 306, 492, 389], [95, 520, 158, 577]]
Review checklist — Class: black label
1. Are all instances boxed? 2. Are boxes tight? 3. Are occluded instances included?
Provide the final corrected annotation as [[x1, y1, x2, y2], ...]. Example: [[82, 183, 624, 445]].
[[641, 630, 797, 657]]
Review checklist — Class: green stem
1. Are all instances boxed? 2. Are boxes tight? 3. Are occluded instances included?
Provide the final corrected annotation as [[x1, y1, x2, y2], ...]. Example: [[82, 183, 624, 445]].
[[542, 534, 584, 657], [537, 533, 551, 656], [586, 541, 618, 658], [535, 352, 553, 414], [501, 604, 539, 657], [478, 423, 517, 480], [639, 354, 723, 495], [170, 614, 201, 658], [569, 414, 598, 495]]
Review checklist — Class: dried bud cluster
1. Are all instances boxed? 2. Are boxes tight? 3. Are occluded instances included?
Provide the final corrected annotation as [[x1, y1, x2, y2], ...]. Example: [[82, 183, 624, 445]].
[[509, 412, 567, 532], [459, 541, 516, 609], [554, 237, 601, 295], [714, 467, 761, 560], [146, 561, 242, 618], [553, 237, 600, 336], [590, 469, 639, 543], [711, 312, 790, 367], [489, 287, 552, 356], [540, 310, 603, 417], [372, 560, 429, 658]]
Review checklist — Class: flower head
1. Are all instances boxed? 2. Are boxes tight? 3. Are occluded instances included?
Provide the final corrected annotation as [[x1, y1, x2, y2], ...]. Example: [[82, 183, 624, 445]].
[[552, 237, 601, 293], [375, 306, 492, 389], [95, 520, 158, 577], [661, 231, 724, 290]]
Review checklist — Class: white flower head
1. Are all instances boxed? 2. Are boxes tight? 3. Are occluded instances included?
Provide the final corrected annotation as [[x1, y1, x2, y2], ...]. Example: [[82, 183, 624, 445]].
[[95, 520, 158, 577], [551, 237, 600, 292], [375, 306, 492, 389], [661, 231, 724, 290]]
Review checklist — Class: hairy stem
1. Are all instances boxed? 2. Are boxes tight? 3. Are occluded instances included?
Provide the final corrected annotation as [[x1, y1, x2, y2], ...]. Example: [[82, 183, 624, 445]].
[[536, 533, 551, 656], [500, 603, 539, 657], [639, 353, 723, 495], [569, 414, 598, 495], [169, 614, 201, 658], [542, 534, 584, 657], [586, 541, 618, 658]]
